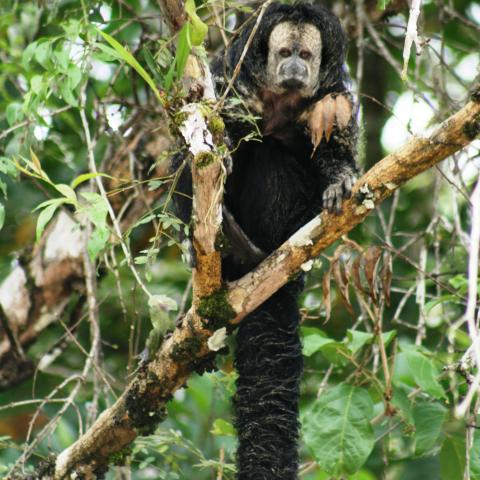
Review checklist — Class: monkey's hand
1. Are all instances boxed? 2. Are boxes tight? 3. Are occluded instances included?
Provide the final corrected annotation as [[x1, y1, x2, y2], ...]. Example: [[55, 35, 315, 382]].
[[308, 93, 354, 148], [322, 171, 357, 215]]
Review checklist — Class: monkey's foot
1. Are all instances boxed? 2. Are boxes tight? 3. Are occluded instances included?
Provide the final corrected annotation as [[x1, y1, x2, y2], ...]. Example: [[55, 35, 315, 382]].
[[308, 93, 353, 147], [322, 172, 357, 214]]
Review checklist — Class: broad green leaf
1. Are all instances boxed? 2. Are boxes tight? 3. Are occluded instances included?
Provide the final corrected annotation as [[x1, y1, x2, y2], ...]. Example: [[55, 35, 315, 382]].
[[403, 347, 445, 399], [210, 418, 236, 437], [36, 203, 59, 241], [302, 327, 334, 356], [346, 330, 397, 354], [96, 29, 162, 103], [301, 327, 349, 363], [302, 384, 375, 476], [440, 435, 465, 480], [413, 402, 447, 455]]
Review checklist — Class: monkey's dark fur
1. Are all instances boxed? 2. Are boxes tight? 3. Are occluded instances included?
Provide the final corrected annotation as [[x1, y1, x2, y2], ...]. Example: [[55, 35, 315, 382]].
[[173, 2, 357, 479]]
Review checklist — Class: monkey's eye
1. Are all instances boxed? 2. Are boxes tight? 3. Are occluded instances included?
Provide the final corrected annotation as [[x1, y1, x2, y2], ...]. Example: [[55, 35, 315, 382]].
[[279, 48, 292, 58], [299, 50, 312, 60]]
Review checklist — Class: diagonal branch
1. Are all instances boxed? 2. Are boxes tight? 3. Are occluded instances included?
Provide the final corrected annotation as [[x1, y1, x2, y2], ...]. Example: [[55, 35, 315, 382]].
[[52, 92, 480, 479]]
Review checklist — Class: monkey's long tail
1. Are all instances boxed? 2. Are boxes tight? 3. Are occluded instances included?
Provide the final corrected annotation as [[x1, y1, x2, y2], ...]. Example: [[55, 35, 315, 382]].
[[234, 282, 303, 480]]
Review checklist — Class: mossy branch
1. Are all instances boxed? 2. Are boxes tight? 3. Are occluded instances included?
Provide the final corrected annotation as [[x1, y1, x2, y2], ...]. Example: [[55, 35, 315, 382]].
[[52, 91, 480, 479]]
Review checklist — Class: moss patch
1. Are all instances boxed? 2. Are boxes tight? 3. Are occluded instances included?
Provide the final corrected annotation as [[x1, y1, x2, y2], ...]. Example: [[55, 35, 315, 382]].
[[171, 334, 203, 362], [194, 151, 216, 168], [198, 287, 236, 330], [109, 446, 133, 467], [125, 378, 168, 436]]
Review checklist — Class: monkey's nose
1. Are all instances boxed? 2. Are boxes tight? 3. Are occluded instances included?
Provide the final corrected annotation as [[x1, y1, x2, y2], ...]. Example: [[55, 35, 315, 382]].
[[280, 60, 307, 88]]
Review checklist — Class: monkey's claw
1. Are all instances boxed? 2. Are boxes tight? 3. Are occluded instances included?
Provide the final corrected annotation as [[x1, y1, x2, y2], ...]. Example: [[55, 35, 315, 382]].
[[322, 173, 357, 214], [309, 93, 353, 147]]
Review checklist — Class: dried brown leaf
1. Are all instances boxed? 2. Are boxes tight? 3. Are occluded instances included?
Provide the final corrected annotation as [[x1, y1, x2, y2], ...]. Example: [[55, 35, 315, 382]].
[[332, 259, 354, 314], [309, 101, 324, 148], [335, 94, 352, 129], [349, 253, 365, 295], [322, 267, 331, 322], [364, 246, 382, 303], [323, 95, 336, 142], [381, 251, 393, 306]]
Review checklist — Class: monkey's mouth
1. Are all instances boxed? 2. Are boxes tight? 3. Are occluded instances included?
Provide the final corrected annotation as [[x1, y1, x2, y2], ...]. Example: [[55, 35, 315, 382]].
[[280, 78, 305, 90]]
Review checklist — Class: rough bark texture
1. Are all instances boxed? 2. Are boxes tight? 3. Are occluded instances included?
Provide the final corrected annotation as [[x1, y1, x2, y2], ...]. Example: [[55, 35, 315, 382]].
[[51, 93, 480, 479]]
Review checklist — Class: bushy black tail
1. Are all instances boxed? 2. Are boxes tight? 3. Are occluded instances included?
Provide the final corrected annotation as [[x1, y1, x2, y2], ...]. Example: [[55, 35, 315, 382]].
[[234, 282, 303, 480]]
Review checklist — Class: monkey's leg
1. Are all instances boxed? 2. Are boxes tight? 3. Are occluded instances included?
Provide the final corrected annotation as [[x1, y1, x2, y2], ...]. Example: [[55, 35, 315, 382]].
[[234, 282, 303, 480]]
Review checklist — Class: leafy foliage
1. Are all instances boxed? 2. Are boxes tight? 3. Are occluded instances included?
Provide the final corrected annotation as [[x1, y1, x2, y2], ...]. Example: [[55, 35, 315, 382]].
[[0, 0, 479, 479]]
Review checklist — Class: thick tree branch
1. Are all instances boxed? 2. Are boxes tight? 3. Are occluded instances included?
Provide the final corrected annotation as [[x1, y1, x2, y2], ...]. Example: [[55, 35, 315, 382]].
[[52, 92, 480, 479]]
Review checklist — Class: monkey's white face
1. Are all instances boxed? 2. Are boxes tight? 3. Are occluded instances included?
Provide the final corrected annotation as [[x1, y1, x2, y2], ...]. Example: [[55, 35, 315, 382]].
[[266, 22, 322, 97]]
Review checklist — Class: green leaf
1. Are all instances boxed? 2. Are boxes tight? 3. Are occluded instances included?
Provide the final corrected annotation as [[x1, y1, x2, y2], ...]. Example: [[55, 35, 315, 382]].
[[424, 295, 458, 313], [142, 46, 162, 83], [34, 40, 51, 66], [59, 80, 78, 107], [96, 29, 162, 103], [67, 64, 82, 89], [54, 183, 77, 202], [403, 346, 445, 399], [210, 418, 236, 437], [36, 203, 59, 242], [391, 386, 413, 425], [6, 103, 23, 126], [413, 402, 447, 455], [301, 327, 349, 363], [80, 192, 109, 228], [470, 430, 480, 480], [175, 23, 192, 80], [185, 0, 208, 46], [71, 172, 111, 189], [22, 41, 38, 69], [301, 327, 331, 355], [148, 295, 175, 332], [0, 203, 5, 231], [87, 226, 109, 261], [31, 75, 44, 94], [302, 384, 375, 476], [440, 435, 465, 480]]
